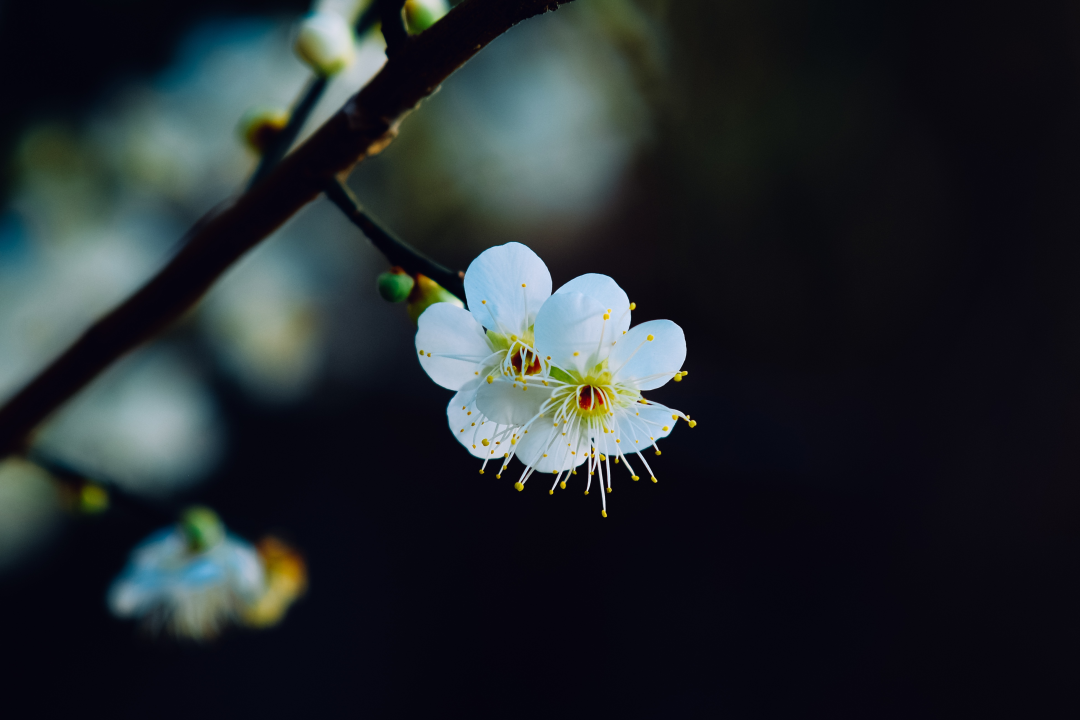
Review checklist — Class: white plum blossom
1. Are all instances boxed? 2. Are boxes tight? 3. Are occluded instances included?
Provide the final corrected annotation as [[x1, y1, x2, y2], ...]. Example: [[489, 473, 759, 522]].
[[415, 243, 693, 517], [107, 510, 266, 639]]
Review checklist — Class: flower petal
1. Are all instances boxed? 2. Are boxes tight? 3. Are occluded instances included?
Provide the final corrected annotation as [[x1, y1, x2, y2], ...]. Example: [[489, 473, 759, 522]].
[[514, 422, 588, 473], [464, 242, 552, 334], [609, 319, 686, 391], [595, 402, 677, 455], [555, 273, 631, 338], [475, 377, 554, 427], [447, 387, 513, 460], [415, 302, 494, 390], [533, 291, 609, 375]]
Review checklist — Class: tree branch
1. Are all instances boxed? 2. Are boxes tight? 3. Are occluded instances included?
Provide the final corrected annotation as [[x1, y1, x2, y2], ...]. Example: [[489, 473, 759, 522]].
[[0, 0, 576, 457]]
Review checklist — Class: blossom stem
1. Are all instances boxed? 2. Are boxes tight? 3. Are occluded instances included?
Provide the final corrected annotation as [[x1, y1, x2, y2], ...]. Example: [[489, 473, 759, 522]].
[[323, 178, 465, 297], [0, 0, 575, 458], [380, 0, 410, 56], [248, 75, 329, 189]]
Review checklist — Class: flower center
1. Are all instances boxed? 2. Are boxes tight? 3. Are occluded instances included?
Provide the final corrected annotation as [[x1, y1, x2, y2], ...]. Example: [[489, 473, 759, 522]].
[[510, 347, 542, 376], [577, 385, 606, 411]]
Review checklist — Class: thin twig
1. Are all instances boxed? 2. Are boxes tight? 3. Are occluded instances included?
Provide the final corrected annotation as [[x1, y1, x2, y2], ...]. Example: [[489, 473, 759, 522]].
[[380, 0, 410, 56], [249, 75, 329, 189], [0, 0, 575, 458], [324, 178, 465, 297]]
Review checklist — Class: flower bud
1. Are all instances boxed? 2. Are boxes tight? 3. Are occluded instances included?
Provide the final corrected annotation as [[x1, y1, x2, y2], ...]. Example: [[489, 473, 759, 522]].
[[404, 0, 449, 33], [406, 274, 463, 323], [180, 505, 225, 553], [377, 267, 415, 303], [238, 107, 290, 153], [294, 11, 356, 77]]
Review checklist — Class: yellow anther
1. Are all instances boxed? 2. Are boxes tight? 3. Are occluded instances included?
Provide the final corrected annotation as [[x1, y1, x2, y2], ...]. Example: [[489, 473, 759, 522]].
[[603, 313, 610, 320], [606, 487, 612, 493], [651, 477, 657, 483], [559, 481, 567, 489], [427, 352, 432, 357], [584, 491, 589, 495], [631, 475, 640, 481], [572, 470, 577, 475], [514, 482, 524, 491], [601, 510, 607, 518], [479, 469, 484, 474], [504, 453, 509, 457], [655, 450, 661, 456], [589, 471, 594, 476], [471, 422, 475, 426], [510, 335, 518, 341], [629, 302, 636, 310], [542, 380, 548, 386], [542, 453, 548, 457], [607, 308, 612, 313], [546, 355, 552, 360], [614, 458, 620, 464], [573, 351, 580, 357], [418, 349, 425, 355], [459, 429, 464, 433], [486, 376, 494, 384], [673, 374, 682, 382], [672, 414, 678, 420], [549, 489, 554, 495], [511, 438, 517, 445], [472, 444, 476, 448], [616, 439, 621, 443], [599, 454, 606, 461], [647, 334, 654, 341], [482, 439, 490, 446], [662, 426, 669, 431], [475, 371, 479, 375], [496, 474, 502, 479], [688, 420, 697, 428], [521, 283, 527, 288], [481, 300, 487, 304]]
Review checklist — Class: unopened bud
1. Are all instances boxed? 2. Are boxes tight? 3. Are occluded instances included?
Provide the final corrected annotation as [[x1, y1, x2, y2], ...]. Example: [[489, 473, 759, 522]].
[[406, 274, 463, 323], [294, 12, 356, 76], [180, 506, 225, 553], [404, 0, 449, 33], [238, 107, 290, 153], [377, 267, 415, 303]]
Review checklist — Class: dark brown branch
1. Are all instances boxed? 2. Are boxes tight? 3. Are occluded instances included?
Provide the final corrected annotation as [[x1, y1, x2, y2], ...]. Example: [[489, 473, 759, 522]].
[[323, 179, 465, 297], [0, 0, 575, 457]]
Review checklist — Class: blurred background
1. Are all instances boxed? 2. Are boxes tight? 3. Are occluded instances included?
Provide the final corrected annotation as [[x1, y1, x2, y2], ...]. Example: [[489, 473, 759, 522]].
[[1, 0, 1078, 716]]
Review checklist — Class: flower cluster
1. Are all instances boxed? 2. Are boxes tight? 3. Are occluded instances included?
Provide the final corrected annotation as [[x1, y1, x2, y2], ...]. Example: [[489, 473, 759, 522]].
[[415, 243, 693, 517]]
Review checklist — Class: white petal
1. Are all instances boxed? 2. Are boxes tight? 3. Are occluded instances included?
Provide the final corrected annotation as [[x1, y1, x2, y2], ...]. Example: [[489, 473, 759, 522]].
[[609, 319, 686, 391], [596, 402, 677, 455], [463, 242, 552, 334], [447, 387, 514, 460], [475, 377, 554, 427], [514, 422, 588, 473], [415, 302, 494, 390], [533, 292, 609, 375], [555, 273, 631, 338]]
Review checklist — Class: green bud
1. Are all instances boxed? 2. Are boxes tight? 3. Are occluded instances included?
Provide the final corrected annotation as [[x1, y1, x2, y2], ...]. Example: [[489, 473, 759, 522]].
[[406, 274, 463, 323], [180, 506, 225, 553], [404, 0, 448, 34], [377, 269, 415, 303]]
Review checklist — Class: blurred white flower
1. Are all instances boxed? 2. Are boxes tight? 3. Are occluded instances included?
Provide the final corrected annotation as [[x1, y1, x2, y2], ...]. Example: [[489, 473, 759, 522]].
[[33, 349, 224, 496], [415, 244, 692, 516], [108, 508, 265, 640]]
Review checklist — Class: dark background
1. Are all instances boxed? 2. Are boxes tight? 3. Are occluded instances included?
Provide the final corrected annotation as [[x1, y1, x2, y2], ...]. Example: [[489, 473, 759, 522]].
[[2, 0, 1079, 716]]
